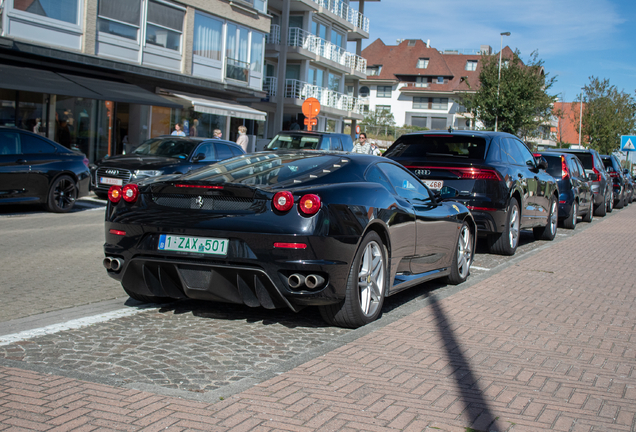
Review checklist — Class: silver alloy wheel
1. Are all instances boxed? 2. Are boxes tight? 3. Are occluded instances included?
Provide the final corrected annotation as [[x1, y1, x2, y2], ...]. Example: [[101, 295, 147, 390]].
[[358, 240, 385, 317], [508, 205, 520, 249], [571, 202, 577, 227], [550, 199, 558, 234], [457, 225, 472, 279]]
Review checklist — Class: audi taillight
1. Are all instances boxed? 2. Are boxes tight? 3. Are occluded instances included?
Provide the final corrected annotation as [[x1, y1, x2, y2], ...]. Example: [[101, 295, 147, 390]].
[[592, 167, 601, 182], [273, 191, 294, 212], [122, 184, 139, 203], [561, 156, 569, 179], [404, 166, 502, 181], [299, 194, 321, 215], [108, 186, 122, 203]]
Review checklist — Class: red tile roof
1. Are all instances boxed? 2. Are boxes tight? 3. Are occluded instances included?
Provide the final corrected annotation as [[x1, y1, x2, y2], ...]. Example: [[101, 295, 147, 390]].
[[362, 39, 515, 94]]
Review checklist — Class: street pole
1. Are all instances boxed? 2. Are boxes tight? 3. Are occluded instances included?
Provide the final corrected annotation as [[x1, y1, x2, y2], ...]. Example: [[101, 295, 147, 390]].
[[495, 32, 510, 132], [578, 89, 583, 147]]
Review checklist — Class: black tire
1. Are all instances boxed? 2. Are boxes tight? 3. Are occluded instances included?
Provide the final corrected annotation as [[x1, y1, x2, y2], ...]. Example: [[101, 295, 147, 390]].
[[444, 222, 473, 285], [594, 191, 607, 217], [582, 198, 593, 223], [488, 197, 520, 256], [533, 195, 558, 240], [615, 196, 624, 209], [563, 200, 577, 229], [46, 175, 77, 213], [319, 231, 388, 328], [123, 288, 174, 304]]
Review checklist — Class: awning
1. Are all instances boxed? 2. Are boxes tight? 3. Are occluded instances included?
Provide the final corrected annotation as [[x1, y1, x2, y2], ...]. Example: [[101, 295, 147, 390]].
[[0, 63, 180, 108], [170, 92, 267, 121]]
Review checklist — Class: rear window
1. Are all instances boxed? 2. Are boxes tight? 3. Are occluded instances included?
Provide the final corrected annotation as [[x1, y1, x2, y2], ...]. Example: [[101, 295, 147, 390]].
[[602, 157, 615, 171], [133, 138, 195, 158], [543, 155, 563, 178], [569, 152, 593, 169], [384, 134, 487, 160], [265, 134, 321, 150], [182, 153, 348, 185]]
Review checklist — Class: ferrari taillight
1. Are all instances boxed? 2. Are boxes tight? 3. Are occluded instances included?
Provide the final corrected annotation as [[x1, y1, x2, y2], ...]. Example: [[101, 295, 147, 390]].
[[299, 194, 321, 215], [122, 184, 139, 203], [273, 191, 294, 212], [108, 186, 122, 203]]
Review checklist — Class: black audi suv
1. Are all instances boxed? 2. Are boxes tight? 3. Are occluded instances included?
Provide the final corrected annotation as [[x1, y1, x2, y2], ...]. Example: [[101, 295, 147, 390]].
[[384, 130, 559, 255]]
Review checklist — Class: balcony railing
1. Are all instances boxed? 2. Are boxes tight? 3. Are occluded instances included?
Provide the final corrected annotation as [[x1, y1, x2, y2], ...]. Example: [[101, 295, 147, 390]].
[[266, 24, 280, 44], [264, 76, 277, 97], [310, 0, 370, 32], [287, 27, 367, 74], [285, 79, 364, 114], [226, 58, 250, 82]]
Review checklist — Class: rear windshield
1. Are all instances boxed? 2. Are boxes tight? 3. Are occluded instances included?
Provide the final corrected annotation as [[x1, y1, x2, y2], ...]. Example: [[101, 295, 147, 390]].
[[542, 155, 563, 178], [384, 134, 487, 159], [265, 134, 321, 150], [133, 138, 195, 159], [602, 157, 615, 171], [181, 153, 348, 185], [571, 153, 593, 169]]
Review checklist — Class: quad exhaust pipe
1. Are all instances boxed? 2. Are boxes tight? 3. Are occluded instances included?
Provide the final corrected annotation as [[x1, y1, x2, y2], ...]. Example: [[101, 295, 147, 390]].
[[103, 257, 124, 272], [287, 273, 325, 290]]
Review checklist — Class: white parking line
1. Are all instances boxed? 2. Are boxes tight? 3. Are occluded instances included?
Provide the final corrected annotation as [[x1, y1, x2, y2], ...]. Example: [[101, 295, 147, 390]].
[[0, 308, 146, 346], [470, 266, 491, 271]]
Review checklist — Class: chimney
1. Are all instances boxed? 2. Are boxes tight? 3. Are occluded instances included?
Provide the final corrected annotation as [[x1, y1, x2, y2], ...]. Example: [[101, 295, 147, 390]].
[[426, 39, 430, 48], [480, 45, 492, 55]]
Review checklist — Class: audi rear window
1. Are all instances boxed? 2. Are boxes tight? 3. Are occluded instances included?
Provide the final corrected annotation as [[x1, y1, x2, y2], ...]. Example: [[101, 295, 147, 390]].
[[569, 153, 593, 169], [384, 135, 487, 159]]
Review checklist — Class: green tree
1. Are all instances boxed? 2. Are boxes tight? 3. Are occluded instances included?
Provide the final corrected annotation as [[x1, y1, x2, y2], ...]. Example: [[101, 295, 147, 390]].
[[464, 50, 557, 137], [362, 108, 396, 128], [580, 77, 636, 154]]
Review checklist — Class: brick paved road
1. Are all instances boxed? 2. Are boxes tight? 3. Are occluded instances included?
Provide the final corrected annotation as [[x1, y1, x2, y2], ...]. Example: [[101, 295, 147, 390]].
[[0, 206, 634, 430]]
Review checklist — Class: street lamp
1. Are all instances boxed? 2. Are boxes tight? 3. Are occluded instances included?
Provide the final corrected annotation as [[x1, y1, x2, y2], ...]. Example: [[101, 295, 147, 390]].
[[578, 88, 584, 147], [495, 31, 511, 132]]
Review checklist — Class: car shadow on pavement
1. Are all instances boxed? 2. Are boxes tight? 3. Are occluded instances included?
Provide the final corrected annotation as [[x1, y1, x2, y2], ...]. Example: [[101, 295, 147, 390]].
[[155, 299, 337, 329], [0, 198, 106, 215]]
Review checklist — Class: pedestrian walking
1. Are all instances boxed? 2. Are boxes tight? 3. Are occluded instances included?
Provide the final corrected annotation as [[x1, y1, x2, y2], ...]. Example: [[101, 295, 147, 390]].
[[369, 141, 382, 156], [171, 123, 186, 136], [236, 125, 249, 152], [352, 132, 371, 154], [213, 129, 222, 139]]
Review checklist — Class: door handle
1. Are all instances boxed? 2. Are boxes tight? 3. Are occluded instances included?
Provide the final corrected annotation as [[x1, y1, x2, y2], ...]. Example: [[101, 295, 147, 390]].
[[518, 173, 524, 179], [16, 159, 27, 164]]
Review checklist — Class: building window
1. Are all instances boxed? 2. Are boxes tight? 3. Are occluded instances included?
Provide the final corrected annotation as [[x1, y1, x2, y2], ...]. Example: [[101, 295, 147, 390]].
[[367, 67, 381, 76], [437, 76, 444, 84], [330, 29, 344, 48], [359, 86, 370, 97], [240, 0, 267, 13], [250, 32, 264, 72], [14, 0, 79, 24], [415, 77, 428, 87], [193, 12, 223, 60], [465, 60, 478, 71], [431, 98, 448, 110], [377, 86, 392, 98], [145, 0, 185, 51], [376, 105, 391, 113], [416, 58, 429, 69], [413, 97, 427, 109], [226, 23, 250, 81], [407, 40, 416, 46], [97, 0, 140, 40], [328, 73, 340, 92]]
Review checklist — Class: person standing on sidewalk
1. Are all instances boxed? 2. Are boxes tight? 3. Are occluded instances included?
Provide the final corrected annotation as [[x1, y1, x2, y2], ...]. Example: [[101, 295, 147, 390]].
[[352, 133, 371, 154], [369, 141, 382, 156], [236, 125, 249, 152], [171, 123, 185, 136]]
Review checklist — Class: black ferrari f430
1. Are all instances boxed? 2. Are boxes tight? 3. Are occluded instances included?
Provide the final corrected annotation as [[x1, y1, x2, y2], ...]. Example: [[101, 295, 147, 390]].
[[103, 151, 476, 328]]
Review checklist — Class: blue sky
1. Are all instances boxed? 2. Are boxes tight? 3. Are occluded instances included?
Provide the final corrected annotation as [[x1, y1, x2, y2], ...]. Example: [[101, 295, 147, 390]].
[[354, 0, 636, 103]]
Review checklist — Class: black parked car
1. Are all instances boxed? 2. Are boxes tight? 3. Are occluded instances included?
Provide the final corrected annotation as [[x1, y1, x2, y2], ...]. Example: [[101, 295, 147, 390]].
[[601, 154, 628, 208], [384, 131, 559, 256], [560, 148, 613, 216], [622, 169, 634, 204], [264, 131, 354, 152], [536, 152, 593, 229], [103, 151, 475, 328], [0, 126, 90, 212], [92, 136, 245, 199]]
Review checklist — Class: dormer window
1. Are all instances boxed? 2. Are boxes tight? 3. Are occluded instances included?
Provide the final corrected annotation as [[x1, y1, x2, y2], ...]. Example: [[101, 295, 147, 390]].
[[437, 76, 444, 84], [416, 58, 429, 69], [465, 60, 478, 71], [367, 66, 382, 76], [407, 40, 416, 46], [415, 77, 428, 87]]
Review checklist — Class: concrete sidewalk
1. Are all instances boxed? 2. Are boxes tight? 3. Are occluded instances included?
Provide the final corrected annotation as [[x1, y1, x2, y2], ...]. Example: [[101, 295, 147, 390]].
[[1, 206, 635, 431]]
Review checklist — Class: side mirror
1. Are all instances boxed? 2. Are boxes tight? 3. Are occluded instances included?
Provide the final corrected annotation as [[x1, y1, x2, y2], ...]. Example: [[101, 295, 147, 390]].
[[193, 153, 206, 162], [439, 186, 460, 199], [589, 172, 599, 181], [536, 156, 548, 171]]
